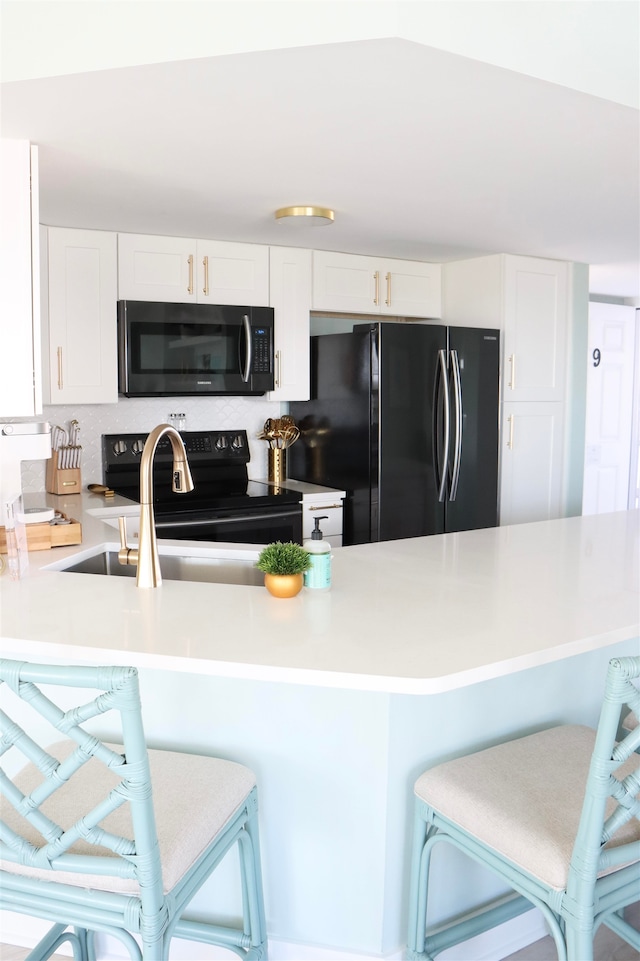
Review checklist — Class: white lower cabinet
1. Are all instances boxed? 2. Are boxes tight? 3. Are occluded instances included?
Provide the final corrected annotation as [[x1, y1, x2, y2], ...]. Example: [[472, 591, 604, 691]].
[[117, 233, 269, 306], [41, 227, 118, 404], [499, 402, 564, 526], [279, 480, 345, 547], [312, 250, 441, 318], [0, 140, 41, 416], [268, 246, 312, 401]]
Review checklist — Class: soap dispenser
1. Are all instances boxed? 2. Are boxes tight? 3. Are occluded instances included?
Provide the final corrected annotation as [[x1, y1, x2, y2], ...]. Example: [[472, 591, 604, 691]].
[[303, 515, 332, 591]]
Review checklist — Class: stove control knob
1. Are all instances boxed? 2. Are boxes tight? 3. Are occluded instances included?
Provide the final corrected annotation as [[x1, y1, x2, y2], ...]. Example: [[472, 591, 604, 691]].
[[112, 440, 128, 456], [231, 435, 244, 449], [215, 435, 228, 451], [132, 439, 145, 456]]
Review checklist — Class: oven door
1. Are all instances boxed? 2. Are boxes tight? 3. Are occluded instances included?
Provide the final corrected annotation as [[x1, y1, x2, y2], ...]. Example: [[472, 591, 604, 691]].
[[154, 505, 303, 545]]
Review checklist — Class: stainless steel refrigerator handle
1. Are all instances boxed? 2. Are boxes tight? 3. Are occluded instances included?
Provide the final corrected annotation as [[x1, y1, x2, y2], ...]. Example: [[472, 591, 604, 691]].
[[449, 349, 463, 501], [436, 348, 450, 502], [241, 314, 252, 383]]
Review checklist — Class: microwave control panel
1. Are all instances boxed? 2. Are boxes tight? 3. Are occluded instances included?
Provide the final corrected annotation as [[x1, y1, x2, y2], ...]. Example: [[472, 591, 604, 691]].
[[252, 328, 271, 372]]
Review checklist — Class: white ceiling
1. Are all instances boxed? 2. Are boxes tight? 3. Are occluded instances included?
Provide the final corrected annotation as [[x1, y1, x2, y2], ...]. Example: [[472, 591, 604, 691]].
[[1, 34, 638, 297]]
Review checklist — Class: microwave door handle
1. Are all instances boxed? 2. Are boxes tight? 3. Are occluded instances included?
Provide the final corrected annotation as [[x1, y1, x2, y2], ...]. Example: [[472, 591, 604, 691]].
[[241, 314, 252, 383]]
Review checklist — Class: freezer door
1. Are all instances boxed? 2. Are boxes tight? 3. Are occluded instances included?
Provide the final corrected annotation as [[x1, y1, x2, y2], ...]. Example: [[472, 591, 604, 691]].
[[445, 327, 500, 532], [377, 323, 446, 541]]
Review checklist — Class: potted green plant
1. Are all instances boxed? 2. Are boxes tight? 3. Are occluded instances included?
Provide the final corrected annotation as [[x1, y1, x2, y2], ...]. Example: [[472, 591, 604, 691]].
[[255, 541, 311, 597]]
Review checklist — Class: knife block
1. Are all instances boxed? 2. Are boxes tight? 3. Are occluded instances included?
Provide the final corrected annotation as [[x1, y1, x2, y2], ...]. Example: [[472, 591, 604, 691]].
[[46, 451, 82, 495]]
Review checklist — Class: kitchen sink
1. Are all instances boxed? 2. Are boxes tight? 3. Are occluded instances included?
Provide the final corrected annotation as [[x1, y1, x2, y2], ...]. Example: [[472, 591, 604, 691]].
[[45, 545, 264, 587]]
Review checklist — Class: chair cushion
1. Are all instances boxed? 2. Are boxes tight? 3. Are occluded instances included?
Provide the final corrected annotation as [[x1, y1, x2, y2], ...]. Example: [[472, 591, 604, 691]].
[[1, 741, 256, 895], [414, 725, 640, 891]]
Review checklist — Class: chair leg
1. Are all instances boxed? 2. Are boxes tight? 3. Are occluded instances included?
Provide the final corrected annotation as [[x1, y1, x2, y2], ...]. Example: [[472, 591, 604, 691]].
[[406, 804, 432, 959], [238, 803, 268, 957], [566, 923, 594, 961]]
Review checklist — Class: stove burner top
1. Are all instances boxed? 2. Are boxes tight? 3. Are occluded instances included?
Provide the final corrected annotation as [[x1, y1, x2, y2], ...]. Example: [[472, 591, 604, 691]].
[[102, 430, 301, 513]]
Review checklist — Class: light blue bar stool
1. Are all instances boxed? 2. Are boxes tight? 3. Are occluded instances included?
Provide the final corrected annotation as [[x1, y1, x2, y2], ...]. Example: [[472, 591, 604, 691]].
[[406, 655, 640, 961], [0, 659, 267, 960]]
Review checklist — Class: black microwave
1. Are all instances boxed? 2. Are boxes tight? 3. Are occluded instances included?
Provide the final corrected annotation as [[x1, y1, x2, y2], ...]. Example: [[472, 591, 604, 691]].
[[117, 301, 274, 397]]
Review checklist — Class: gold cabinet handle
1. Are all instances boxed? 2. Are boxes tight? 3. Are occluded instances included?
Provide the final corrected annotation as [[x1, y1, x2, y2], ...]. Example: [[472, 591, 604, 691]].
[[385, 271, 391, 306], [508, 354, 516, 389], [507, 414, 515, 449], [202, 255, 209, 296], [57, 346, 63, 390], [373, 270, 380, 306], [309, 503, 343, 510], [187, 254, 194, 295], [275, 349, 281, 388]]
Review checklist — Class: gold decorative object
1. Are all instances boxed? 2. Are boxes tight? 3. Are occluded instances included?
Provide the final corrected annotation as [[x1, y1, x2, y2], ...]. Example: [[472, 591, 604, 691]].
[[258, 416, 300, 485], [264, 572, 304, 598]]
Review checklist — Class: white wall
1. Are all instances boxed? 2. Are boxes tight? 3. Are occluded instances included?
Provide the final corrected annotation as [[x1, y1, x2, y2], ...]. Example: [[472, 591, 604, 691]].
[[16, 395, 284, 494]]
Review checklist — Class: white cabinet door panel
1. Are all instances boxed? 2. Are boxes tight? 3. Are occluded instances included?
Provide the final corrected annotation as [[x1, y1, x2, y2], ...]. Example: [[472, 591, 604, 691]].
[[312, 251, 378, 313], [44, 228, 118, 404], [118, 234, 196, 302], [379, 258, 441, 317], [268, 246, 311, 401], [198, 241, 269, 306], [500, 402, 564, 525], [502, 256, 567, 402]]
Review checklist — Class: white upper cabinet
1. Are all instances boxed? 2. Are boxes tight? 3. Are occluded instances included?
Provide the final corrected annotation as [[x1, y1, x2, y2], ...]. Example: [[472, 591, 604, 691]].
[[442, 253, 569, 402], [0, 140, 41, 417], [198, 240, 269, 306], [502, 255, 568, 403], [42, 227, 118, 405], [117, 233, 269, 306], [268, 246, 312, 401], [312, 251, 441, 318]]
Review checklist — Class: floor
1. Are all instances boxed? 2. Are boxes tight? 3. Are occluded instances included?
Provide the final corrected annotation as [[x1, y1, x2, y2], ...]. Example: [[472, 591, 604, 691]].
[[1, 905, 639, 961]]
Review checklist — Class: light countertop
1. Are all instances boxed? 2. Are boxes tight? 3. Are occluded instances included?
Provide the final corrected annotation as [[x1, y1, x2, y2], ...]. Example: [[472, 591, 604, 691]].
[[1, 492, 638, 694]]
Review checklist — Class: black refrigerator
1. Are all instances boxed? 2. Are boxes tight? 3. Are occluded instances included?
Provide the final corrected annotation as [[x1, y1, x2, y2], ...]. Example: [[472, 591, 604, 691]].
[[289, 322, 500, 545]]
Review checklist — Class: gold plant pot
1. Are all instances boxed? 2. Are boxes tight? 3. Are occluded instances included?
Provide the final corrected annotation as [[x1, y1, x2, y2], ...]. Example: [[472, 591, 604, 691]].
[[264, 572, 303, 598]]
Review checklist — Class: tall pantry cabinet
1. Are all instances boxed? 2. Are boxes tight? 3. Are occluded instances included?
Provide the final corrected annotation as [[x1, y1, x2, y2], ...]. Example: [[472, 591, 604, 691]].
[[443, 254, 574, 526]]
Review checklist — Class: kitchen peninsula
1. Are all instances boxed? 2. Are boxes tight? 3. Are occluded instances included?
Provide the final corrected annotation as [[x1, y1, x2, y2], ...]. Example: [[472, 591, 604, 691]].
[[1, 495, 638, 960]]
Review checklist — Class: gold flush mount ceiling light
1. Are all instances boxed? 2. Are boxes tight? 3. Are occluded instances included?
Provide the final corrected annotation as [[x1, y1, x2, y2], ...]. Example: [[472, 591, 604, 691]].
[[275, 205, 335, 226]]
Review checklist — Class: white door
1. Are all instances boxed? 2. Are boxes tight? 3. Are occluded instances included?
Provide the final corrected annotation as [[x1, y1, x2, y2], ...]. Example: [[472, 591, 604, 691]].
[[582, 303, 637, 514]]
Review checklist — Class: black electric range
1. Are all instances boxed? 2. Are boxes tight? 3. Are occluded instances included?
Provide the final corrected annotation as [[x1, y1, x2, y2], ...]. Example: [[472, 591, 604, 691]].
[[102, 429, 302, 545]]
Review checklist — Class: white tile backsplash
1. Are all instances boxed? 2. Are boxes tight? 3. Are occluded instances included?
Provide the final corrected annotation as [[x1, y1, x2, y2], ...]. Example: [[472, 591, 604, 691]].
[[7, 396, 285, 493]]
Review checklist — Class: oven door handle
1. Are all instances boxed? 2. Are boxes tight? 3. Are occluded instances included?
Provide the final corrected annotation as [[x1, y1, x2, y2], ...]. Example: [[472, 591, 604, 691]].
[[155, 508, 301, 529]]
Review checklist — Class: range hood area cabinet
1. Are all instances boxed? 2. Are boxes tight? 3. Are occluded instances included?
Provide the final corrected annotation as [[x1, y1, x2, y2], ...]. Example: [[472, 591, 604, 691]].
[[311, 250, 442, 318], [40, 227, 118, 405], [0, 140, 42, 417], [117, 233, 269, 307]]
